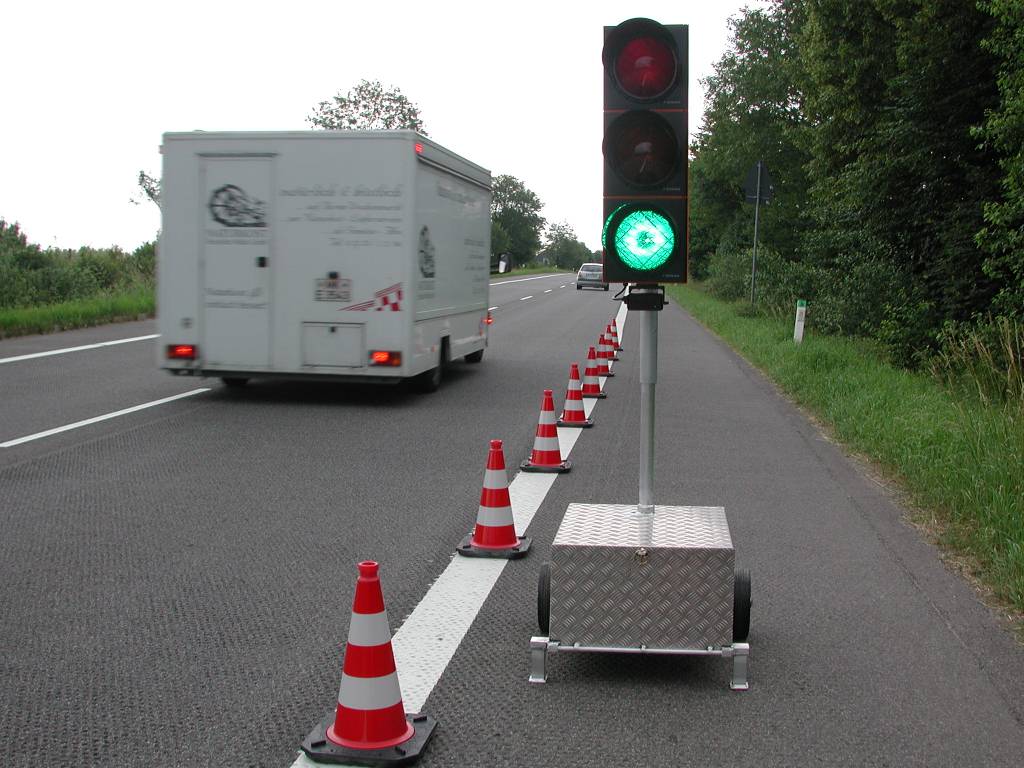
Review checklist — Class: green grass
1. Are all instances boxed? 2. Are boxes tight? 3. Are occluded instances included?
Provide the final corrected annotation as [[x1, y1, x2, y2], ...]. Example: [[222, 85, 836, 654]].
[[0, 287, 155, 338], [668, 283, 1024, 617]]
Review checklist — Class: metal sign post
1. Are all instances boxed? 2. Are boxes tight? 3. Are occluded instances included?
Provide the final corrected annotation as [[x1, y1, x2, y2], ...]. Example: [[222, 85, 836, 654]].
[[635, 287, 661, 513], [744, 160, 774, 305]]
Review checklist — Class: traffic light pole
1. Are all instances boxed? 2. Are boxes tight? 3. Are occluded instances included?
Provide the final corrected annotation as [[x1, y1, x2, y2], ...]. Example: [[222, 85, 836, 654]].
[[625, 285, 665, 513]]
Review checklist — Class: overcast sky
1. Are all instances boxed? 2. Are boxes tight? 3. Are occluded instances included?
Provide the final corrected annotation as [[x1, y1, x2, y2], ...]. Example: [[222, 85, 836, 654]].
[[1, 0, 763, 252]]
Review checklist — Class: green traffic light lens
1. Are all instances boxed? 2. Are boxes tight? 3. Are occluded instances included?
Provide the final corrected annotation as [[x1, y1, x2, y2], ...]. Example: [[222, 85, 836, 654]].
[[607, 208, 675, 271]]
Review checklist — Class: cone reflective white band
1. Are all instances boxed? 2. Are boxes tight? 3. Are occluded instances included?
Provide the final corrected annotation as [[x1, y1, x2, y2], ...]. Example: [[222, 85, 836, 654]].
[[338, 671, 404, 711], [531, 436, 560, 452], [482, 468, 508, 488], [346, 610, 394, 648], [475, 503, 515, 527], [538, 407, 556, 425]]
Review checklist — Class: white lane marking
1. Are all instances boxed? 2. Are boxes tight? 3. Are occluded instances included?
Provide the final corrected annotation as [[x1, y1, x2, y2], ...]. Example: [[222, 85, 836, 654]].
[[560, 285, 566, 288], [0, 388, 210, 448], [0, 334, 159, 365], [491, 274, 563, 286], [520, 295, 533, 301], [287, 311, 624, 768], [488, 306, 499, 311], [544, 289, 552, 294]]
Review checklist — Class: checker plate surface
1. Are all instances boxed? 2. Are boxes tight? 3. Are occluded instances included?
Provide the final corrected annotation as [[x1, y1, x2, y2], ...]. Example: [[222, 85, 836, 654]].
[[550, 504, 734, 648]]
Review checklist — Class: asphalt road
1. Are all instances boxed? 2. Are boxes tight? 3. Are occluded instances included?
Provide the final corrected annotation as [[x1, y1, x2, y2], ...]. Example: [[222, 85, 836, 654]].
[[1, 273, 1022, 767]]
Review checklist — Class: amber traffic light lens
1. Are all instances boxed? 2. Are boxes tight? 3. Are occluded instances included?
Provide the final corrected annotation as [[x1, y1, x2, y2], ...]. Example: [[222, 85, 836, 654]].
[[605, 111, 679, 188]]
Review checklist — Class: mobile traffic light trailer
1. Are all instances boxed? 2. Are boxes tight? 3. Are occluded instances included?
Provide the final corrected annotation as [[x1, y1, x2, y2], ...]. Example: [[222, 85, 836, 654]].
[[158, 131, 491, 390], [530, 19, 752, 690]]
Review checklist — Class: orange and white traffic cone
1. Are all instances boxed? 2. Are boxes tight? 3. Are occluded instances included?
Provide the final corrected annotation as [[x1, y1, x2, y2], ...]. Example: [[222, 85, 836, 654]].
[[520, 389, 572, 473], [596, 333, 615, 378], [557, 363, 594, 428], [605, 324, 620, 361], [458, 439, 531, 558], [611, 317, 623, 352], [301, 561, 436, 766], [581, 346, 607, 399]]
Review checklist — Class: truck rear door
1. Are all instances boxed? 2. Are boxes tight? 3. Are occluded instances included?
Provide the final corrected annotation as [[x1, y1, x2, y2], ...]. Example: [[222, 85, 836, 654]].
[[200, 155, 273, 369]]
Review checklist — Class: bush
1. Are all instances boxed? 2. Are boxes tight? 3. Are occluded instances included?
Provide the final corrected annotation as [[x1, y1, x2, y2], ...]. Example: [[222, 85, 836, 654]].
[[0, 220, 157, 309]]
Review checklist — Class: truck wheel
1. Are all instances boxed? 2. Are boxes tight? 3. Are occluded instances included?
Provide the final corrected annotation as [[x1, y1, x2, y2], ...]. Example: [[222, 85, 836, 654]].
[[538, 562, 551, 634], [464, 349, 484, 364], [221, 377, 249, 388], [415, 341, 448, 393], [733, 569, 752, 642]]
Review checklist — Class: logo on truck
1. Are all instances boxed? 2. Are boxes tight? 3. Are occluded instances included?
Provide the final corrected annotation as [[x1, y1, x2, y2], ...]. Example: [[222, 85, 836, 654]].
[[418, 226, 435, 278], [208, 184, 267, 227]]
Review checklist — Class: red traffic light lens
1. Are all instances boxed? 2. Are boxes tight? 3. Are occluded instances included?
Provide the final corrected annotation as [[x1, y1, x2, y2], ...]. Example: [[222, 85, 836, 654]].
[[605, 111, 680, 188], [615, 35, 676, 99]]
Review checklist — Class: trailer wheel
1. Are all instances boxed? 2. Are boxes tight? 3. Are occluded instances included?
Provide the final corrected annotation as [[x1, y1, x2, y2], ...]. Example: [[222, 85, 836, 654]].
[[538, 562, 551, 634], [733, 569, 752, 642], [464, 349, 484, 364], [221, 377, 249, 388]]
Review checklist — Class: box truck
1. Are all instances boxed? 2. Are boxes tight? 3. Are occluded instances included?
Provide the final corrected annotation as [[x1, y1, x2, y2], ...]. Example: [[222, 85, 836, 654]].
[[158, 131, 491, 391]]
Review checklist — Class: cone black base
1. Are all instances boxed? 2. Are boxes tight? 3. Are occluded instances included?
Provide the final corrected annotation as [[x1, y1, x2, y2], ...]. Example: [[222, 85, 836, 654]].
[[599, 370, 615, 377], [302, 712, 437, 767], [520, 458, 572, 474], [581, 392, 607, 399], [457, 534, 532, 559], [556, 417, 594, 428]]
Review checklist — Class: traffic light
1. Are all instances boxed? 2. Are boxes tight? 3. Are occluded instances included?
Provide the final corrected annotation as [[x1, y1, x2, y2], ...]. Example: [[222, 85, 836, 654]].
[[602, 18, 688, 284]]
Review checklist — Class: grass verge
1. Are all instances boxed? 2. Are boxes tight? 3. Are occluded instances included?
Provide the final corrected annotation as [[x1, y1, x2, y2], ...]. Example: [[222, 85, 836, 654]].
[[667, 283, 1024, 621], [0, 288, 155, 339]]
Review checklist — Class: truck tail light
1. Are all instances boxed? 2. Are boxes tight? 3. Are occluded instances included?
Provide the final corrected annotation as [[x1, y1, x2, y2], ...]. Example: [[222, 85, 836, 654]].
[[369, 350, 401, 366], [167, 344, 197, 360]]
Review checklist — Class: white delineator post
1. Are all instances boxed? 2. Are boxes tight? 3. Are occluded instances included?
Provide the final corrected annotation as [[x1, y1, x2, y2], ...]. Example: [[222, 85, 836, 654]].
[[793, 299, 807, 344]]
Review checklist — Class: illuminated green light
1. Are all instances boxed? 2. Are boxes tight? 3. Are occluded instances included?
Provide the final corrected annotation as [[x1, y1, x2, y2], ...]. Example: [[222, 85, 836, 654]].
[[609, 208, 674, 271]]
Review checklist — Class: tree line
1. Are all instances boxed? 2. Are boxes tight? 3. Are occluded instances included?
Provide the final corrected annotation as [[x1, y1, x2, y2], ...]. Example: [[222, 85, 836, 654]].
[[692, 0, 1023, 370]]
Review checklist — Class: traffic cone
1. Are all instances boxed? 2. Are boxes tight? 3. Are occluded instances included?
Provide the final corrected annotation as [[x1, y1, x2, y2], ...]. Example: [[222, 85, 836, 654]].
[[521, 389, 572, 473], [605, 324, 620, 361], [611, 318, 623, 352], [556, 363, 594, 428], [458, 440, 531, 558], [581, 346, 607, 399], [596, 333, 614, 378], [301, 561, 436, 766]]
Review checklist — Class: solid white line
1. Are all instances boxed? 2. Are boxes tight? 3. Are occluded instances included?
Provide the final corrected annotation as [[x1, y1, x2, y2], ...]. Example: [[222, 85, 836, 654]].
[[488, 306, 499, 311], [520, 295, 533, 301], [287, 312, 624, 768], [0, 334, 159, 365], [491, 274, 563, 286], [0, 388, 210, 448], [544, 289, 552, 294]]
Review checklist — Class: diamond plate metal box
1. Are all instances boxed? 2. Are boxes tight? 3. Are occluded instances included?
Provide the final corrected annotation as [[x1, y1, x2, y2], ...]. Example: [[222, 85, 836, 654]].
[[550, 504, 734, 649]]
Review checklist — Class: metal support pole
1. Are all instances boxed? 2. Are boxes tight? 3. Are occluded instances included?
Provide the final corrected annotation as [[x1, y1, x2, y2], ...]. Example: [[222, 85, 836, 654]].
[[750, 160, 762, 305], [638, 299, 658, 514]]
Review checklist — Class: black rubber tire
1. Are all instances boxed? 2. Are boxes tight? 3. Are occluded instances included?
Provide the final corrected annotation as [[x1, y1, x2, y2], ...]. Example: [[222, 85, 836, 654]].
[[603, 285, 609, 291], [576, 285, 581, 290], [464, 348, 484, 364], [538, 562, 551, 634], [221, 377, 249, 388], [414, 340, 448, 393], [733, 569, 752, 642]]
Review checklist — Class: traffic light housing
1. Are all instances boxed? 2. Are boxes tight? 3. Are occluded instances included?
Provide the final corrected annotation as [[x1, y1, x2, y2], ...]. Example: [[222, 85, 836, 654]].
[[602, 18, 688, 284]]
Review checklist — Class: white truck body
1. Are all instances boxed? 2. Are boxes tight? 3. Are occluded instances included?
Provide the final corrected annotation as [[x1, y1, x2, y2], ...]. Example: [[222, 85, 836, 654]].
[[158, 131, 491, 384]]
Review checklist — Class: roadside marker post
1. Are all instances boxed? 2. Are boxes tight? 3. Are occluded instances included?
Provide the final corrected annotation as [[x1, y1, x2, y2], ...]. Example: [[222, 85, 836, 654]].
[[794, 300, 807, 344]]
